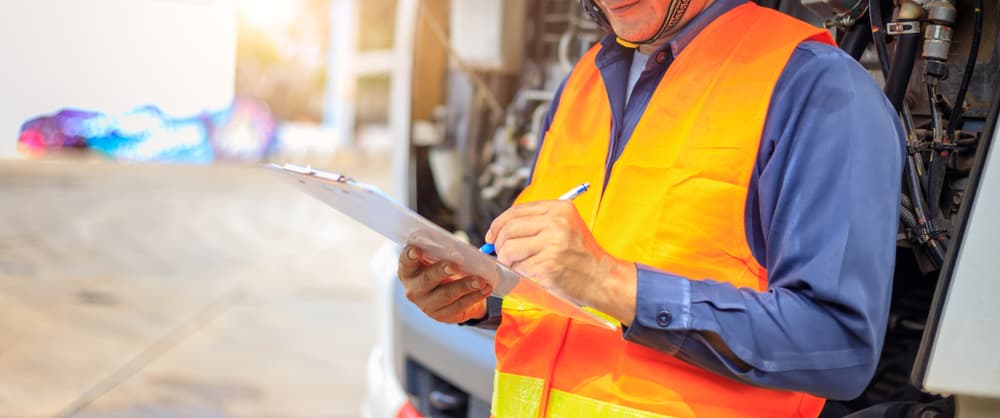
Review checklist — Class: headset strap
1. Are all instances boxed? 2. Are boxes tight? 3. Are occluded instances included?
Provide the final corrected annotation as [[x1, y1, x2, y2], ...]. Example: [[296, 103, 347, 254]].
[[629, 0, 694, 45]]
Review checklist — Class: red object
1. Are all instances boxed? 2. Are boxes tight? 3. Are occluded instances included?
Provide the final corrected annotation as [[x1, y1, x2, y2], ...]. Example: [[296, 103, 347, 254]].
[[18, 131, 47, 156], [396, 401, 423, 418]]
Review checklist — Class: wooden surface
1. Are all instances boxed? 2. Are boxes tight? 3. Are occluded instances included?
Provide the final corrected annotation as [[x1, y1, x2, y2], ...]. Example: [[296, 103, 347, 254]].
[[0, 158, 391, 418]]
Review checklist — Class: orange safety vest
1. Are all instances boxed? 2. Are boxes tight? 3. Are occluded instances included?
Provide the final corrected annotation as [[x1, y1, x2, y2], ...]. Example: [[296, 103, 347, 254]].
[[492, 4, 836, 417]]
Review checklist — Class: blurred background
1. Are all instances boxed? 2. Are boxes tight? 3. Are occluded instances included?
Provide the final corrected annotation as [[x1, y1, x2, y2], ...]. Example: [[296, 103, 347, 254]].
[[3, 0, 402, 164], [0, 0, 401, 416]]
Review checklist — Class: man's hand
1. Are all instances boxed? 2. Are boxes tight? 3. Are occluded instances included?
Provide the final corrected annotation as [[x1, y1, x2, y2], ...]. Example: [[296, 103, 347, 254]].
[[485, 200, 638, 325], [397, 245, 493, 324]]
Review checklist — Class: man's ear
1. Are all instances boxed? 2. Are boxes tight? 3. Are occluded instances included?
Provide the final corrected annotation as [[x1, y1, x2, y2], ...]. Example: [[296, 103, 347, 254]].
[[580, 0, 613, 33]]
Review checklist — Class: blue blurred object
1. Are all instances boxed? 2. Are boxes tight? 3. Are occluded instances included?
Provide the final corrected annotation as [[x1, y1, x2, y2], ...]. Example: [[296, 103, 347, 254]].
[[18, 99, 278, 163], [85, 106, 214, 164]]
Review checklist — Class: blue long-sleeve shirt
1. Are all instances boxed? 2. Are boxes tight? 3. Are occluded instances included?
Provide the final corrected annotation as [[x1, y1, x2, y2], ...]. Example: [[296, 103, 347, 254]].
[[470, 0, 905, 400]]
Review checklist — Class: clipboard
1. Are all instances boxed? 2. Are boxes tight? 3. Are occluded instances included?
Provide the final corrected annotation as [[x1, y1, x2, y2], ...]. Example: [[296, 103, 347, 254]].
[[268, 163, 615, 329]]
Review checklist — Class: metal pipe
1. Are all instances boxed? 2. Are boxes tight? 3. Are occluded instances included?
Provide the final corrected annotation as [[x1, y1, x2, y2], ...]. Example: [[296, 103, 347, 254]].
[[923, 0, 957, 81]]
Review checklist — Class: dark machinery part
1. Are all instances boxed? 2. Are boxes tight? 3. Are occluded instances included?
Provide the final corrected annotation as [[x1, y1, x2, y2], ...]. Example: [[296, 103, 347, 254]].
[[905, 151, 949, 265], [884, 14, 921, 112], [406, 358, 488, 418], [930, 0, 983, 223], [927, 82, 949, 221], [839, 12, 872, 60], [869, 0, 893, 76], [915, 0, 960, 264], [796, 0, 996, 416], [802, 0, 867, 27], [923, 1, 958, 80], [868, 0, 949, 268], [757, 0, 783, 10], [947, 0, 983, 139]]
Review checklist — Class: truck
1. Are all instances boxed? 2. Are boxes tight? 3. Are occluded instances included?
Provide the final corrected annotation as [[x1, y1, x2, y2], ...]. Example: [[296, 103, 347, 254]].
[[361, 0, 1000, 417]]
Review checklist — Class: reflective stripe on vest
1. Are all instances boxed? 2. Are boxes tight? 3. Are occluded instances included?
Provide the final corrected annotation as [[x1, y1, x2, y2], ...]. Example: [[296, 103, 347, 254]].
[[494, 371, 676, 418], [492, 3, 836, 418]]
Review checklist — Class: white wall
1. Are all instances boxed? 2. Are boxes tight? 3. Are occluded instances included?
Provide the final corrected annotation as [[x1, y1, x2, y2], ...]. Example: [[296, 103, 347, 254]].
[[0, 0, 237, 157]]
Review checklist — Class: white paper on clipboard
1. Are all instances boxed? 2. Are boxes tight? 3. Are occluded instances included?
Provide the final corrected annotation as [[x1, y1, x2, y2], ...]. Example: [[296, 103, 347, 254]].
[[268, 163, 615, 329]]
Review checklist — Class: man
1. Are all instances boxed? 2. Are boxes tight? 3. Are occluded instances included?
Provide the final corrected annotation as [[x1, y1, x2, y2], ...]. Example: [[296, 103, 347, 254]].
[[398, 0, 904, 416]]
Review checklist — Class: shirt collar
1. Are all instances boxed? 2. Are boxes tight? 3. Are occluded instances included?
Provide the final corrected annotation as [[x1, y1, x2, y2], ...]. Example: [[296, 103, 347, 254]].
[[596, 0, 748, 66]]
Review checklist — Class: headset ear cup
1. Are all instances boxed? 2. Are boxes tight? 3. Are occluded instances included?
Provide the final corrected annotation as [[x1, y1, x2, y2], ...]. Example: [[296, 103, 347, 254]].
[[580, 0, 613, 32]]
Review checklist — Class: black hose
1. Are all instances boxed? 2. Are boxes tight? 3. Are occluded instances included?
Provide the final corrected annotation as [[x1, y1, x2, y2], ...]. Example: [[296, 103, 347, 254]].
[[884, 26, 921, 112], [904, 155, 930, 227], [901, 193, 913, 209], [900, 205, 920, 231], [905, 154, 947, 266], [927, 83, 947, 219], [869, 0, 892, 77], [928, 155, 947, 218], [840, 13, 873, 61], [928, 236, 947, 264], [947, 0, 984, 139], [926, 86, 944, 151]]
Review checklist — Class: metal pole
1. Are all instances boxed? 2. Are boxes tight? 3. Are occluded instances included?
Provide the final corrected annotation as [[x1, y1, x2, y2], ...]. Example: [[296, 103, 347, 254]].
[[389, 0, 419, 203], [323, 0, 358, 149]]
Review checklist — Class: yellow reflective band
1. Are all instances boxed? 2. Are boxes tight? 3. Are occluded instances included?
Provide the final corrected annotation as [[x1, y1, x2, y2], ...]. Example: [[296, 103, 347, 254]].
[[504, 296, 620, 329], [583, 306, 622, 329], [502, 295, 539, 311], [492, 371, 544, 418], [547, 389, 675, 418]]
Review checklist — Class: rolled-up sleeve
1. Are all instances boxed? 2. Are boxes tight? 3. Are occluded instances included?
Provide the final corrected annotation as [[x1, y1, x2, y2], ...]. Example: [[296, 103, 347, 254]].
[[622, 42, 906, 400]]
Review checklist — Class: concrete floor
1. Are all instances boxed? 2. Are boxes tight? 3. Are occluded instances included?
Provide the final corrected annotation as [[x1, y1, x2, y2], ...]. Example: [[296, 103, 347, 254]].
[[0, 157, 391, 417]]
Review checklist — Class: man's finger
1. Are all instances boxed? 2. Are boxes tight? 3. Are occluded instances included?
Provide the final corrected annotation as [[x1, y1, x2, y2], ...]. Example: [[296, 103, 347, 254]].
[[423, 276, 489, 312], [430, 287, 492, 323], [397, 245, 425, 279], [485, 201, 553, 243], [407, 261, 458, 298], [496, 235, 545, 267], [493, 217, 545, 251]]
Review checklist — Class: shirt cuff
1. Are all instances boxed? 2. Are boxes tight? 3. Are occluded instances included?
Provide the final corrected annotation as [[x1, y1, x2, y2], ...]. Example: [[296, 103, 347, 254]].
[[622, 264, 693, 355], [459, 296, 503, 330]]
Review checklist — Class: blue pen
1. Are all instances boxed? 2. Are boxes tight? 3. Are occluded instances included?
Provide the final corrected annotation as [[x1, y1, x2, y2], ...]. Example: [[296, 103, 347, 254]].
[[479, 182, 591, 255]]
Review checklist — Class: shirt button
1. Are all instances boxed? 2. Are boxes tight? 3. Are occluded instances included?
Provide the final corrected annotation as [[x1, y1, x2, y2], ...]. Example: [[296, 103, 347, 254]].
[[655, 51, 667, 64], [656, 310, 672, 327]]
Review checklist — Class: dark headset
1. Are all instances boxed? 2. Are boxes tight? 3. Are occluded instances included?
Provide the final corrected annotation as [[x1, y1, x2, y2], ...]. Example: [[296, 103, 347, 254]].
[[579, 0, 694, 46]]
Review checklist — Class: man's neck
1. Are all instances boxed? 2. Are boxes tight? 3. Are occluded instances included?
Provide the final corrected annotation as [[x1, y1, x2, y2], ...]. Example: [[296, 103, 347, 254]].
[[637, 37, 670, 55], [636, 0, 717, 55]]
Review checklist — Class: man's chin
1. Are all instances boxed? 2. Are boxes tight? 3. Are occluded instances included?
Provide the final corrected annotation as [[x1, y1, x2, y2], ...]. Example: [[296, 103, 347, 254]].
[[608, 17, 662, 43], [613, 29, 660, 43]]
